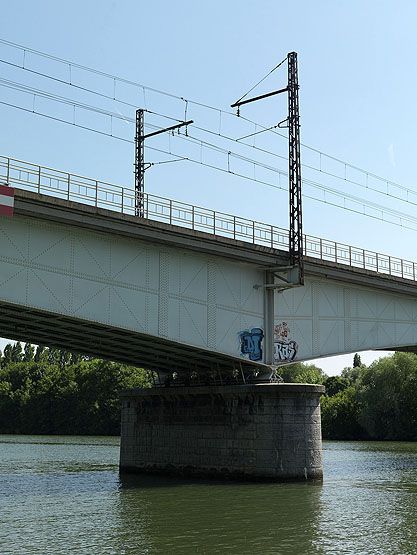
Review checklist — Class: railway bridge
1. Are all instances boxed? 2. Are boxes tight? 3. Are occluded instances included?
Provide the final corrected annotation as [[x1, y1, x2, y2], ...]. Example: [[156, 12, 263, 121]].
[[2, 155, 417, 480]]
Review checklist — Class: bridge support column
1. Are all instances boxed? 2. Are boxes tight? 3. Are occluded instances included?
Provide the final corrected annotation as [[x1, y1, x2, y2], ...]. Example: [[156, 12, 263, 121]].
[[120, 384, 324, 481]]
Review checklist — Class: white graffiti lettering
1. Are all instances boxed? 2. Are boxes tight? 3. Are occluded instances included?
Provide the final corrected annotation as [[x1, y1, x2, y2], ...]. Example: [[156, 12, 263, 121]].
[[273, 340, 298, 362]]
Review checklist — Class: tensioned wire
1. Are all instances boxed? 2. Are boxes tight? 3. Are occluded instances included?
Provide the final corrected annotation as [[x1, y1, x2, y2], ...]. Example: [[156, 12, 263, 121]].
[[0, 37, 412, 205], [1, 75, 416, 218], [1, 92, 416, 233]]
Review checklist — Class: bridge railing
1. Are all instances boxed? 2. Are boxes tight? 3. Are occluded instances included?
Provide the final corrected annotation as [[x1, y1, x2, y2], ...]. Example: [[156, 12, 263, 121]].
[[1, 154, 416, 282]]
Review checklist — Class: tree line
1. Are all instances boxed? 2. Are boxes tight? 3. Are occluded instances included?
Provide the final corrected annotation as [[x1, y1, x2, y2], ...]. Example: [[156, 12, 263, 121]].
[[0, 342, 151, 435], [281, 351, 417, 441], [1, 341, 417, 440]]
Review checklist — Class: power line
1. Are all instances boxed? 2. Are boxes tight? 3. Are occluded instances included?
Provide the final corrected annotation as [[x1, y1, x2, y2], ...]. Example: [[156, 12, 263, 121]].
[[0, 34, 406, 200], [0, 77, 404, 217], [3, 75, 417, 216], [0, 37, 225, 112], [2, 53, 415, 213], [1, 39, 416, 232], [1, 94, 417, 233], [0, 77, 289, 178], [0, 97, 133, 143], [1, 39, 414, 208], [236, 124, 283, 141], [0, 77, 134, 120], [234, 56, 287, 105], [0, 80, 409, 224], [0, 57, 182, 122]]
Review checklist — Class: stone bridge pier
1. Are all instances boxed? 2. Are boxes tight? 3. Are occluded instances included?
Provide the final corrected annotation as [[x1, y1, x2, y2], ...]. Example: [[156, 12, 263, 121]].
[[119, 383, 324, 481]]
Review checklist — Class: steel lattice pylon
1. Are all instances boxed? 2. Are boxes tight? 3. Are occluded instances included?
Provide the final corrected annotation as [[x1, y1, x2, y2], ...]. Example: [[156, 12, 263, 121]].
[[134, 110, 193, 218], [134, 109, 145, 217], [287, 52, 304, 284], [231, 51, 304, 286]]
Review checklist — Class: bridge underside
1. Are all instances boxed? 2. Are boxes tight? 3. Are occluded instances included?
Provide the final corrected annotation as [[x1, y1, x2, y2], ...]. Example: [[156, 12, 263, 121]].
[[0, 300, 268, 378], [3, 299, 416, 380]]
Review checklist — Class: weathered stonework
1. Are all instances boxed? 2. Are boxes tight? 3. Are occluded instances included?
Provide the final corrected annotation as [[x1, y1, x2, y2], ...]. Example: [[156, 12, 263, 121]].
[[119, 383, 324, 481]]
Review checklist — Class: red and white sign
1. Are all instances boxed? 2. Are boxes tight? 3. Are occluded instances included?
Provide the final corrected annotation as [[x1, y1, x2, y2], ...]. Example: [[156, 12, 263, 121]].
[[0, 184, 14, 217]]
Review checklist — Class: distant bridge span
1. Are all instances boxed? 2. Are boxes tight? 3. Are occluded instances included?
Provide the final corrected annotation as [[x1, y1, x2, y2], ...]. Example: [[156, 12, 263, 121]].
[[1, 156, 417, 378]]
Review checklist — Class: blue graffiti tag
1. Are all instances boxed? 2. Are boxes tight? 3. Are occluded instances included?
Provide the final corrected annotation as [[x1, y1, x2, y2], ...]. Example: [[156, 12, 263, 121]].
[[239, 328, 264, 361]]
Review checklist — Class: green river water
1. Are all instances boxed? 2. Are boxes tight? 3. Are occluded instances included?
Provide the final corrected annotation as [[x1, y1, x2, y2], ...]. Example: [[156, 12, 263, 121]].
[[1, 435, 417, 554]]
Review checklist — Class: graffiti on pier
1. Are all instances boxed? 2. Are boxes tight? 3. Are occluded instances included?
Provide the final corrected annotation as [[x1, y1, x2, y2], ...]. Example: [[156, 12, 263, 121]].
[[273, 322, 298, 363], [239, 327, 264, 361]]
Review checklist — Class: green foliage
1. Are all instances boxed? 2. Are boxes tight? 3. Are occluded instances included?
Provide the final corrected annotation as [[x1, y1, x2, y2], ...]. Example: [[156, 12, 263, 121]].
[[2, 342, 417, 441], [2, 342, 24, 364], [321, 386, 367, 440], [0, 343, 151, 435], [34, 345, 47, 363], [357, 352, 417, 440], [11, 342, 23, 362], [23, 343, 35, 362], [280, 362, 326, 384], [341, 365, 364, 384], [323, 375, 350, 396], [283, 353, 417, 441]]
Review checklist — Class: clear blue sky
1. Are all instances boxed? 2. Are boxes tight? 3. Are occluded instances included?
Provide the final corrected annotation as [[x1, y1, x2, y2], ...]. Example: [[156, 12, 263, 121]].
[[1, 0, 415, 373]]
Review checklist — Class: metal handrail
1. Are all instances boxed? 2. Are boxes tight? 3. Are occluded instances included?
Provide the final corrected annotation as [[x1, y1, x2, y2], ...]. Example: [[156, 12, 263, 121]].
[[1, 154, 416, 282]]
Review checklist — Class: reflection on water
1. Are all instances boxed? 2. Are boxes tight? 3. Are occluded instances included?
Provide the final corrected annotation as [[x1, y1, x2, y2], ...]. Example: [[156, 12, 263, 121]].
[[0, 436, 417, 554], [318, 442, 417, 555], [116, 475, 322, 554]]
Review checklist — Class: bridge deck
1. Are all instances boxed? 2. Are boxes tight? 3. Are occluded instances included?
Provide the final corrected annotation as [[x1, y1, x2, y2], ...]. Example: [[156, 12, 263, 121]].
[[2, 154, 416, 285], [2, 155, 417, 374]]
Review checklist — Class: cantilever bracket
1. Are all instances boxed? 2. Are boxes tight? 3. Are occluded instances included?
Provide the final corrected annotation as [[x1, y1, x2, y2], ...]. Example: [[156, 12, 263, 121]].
[[254, 264, 304, 291], [134, 108, 193, 217], [264, 265, 295, 272]]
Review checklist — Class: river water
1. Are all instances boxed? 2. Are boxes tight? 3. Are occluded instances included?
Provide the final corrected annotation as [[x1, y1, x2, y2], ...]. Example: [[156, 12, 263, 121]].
[[1, 436, 417, 554]]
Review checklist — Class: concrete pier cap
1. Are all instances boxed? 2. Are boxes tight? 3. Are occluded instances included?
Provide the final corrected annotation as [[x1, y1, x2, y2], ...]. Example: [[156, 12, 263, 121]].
[[119, 383, 325, 482]]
